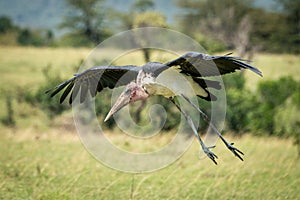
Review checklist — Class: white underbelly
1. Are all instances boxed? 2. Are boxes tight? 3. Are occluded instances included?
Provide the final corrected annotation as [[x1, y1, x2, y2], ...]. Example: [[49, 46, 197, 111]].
[[146, 68, 208, 98]]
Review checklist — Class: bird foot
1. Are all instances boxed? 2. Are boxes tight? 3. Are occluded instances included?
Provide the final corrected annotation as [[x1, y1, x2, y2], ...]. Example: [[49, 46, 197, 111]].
[[226, 142, 244, 161], [202, 145, 218, 165]]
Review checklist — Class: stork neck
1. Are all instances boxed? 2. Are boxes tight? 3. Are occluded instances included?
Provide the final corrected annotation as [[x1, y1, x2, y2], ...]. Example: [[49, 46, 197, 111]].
[[136, 70, 155, 86]]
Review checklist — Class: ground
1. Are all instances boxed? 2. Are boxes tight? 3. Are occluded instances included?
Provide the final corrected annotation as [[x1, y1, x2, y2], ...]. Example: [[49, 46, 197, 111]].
[[0, 47, 299, 199]]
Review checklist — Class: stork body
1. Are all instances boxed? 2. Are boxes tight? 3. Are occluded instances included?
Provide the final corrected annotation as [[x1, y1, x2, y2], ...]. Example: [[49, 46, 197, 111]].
[[48, 52, 262, 164]]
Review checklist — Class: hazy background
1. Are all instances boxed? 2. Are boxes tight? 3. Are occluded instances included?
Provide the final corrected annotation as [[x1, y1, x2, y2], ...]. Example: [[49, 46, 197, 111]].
[[0, 0, 299, 199]]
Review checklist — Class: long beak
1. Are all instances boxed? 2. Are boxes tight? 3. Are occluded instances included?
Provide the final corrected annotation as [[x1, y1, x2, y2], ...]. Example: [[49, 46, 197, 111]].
[[104, 91, 131, 122]]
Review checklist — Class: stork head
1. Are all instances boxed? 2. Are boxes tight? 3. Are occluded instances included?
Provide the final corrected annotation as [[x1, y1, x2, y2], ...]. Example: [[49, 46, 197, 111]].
[[104, 82, 149, 122]]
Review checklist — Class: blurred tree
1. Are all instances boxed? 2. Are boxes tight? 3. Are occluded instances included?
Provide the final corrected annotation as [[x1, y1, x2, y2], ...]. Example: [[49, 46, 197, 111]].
[[276, 0, 300, 53], [45, 30, 54, 45], [0, 16, 15, 34], [17, 29, 45, 46], [112, 0, 168, 62], [132, 11, 168, 62], [24, 65, 70, 118], [133, 11, 167, 28], [111, 0, 155, 30], [223, 73, 246, 91], [132, 0, 155, 12], [17, 29, 32, 45], [0, 16, 19, 45], [250, 76, 298, 134], [177, 0, 253, 57], [274, 90, 300, 157], [223, 73, 253, 133], [60, 0, 110, 45], [177, 0, 299, 54], [1, 94, 16, 127], [280, 0, 300, 29], [250, 8, 285, 52], [225, 88, 256, 133], [0, 16, 53, 46]]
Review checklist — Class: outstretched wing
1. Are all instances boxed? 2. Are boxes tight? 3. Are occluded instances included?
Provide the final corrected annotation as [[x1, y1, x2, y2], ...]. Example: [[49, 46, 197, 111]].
[[164, 52, 262, 101], [165, 52, 263, 77], [46, 65, 140, 104]]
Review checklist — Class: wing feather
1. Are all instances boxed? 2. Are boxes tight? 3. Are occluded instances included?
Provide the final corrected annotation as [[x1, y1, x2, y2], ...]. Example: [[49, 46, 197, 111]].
[[164, 52, 262, 102], [88, 76, 98, 97], [47, 65, 140, 104], [166, 52, 263, 77], [60, 81, 74, 103], [80, 80, 88, 103], [71, 81, 80, 103]]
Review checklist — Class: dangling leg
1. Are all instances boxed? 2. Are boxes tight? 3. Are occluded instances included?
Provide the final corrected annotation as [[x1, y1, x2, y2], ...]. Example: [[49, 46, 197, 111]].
[[170, 97, 218, 165], [181, 94, 244, 161]]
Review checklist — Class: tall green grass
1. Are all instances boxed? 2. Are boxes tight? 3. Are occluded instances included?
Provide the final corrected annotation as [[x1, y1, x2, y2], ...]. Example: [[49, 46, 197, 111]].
[[0, 46, 299, 90], [0, 47, 299, 199], [244, 53, 300, 90], [0, 130, 299, 199]]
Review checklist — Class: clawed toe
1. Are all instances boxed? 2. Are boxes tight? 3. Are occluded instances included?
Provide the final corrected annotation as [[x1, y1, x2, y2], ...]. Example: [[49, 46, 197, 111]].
[[202, 145, 218, 165], [227, 143, 244, 161]]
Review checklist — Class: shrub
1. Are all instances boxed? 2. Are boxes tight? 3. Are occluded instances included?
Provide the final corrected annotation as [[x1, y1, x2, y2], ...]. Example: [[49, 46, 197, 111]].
[[222, 73, 253, 134], [252, 76, 298, 134], [1, 95, 16, 127], [225, 88, 256, 133], [24, 66, 69, 118]]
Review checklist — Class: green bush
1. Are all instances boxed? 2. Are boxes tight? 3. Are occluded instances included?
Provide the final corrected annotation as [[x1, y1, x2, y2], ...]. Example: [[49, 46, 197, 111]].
[[1, 95, 16, 127], [24, 66, 69, 118], [274, 95, 300, 137], [250, 76, 299, 134], [274, 91, 300, 156], [257, 76, 298, 107], [194, 34, 227, 53], [0, 16, 15, 33], [55, 33, 94, 47], [223, 73, 246, 90], [17, 29, 49, 46], [222, 73, 252, 134], [222, 75, 299, 139], [225, 88, 256, 133]]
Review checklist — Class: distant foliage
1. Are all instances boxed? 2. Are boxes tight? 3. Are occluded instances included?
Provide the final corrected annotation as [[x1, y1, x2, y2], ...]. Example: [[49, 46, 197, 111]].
[[248, 77, 298, 133], [0, 16, 15, 33], [59, 0, 111, 46], [223, 73, 253, 133], [1, 94, 16, 127], [274, 95, 300, 136], [18, 29, 43, 46], [24, 66, 69, 118], [0, 16, 53, 46], [249, 77, 299, 137], [177, 0, 300, 54], [257, 77, 298, 107], [225, 88, 256, 133], [222, 74, 300, 143], [194, 34, 226, 53], [274, 91, 300, 156], [223, 72, 246, 90]]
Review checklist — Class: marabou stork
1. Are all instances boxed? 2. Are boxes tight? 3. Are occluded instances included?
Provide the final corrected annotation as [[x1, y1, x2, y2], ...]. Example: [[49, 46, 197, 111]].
[[47, 52, 262, 164]]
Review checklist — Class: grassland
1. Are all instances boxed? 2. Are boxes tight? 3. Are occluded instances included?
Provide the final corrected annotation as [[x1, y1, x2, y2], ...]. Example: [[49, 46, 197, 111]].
[[1, 129, 299, 199], [0, 46, 299, 89], [0, 46, 299, 199]]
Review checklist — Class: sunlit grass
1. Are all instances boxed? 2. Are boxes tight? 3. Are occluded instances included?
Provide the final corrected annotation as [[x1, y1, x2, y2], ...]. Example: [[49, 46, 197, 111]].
[[244, 53, 300, 90], [1, 46, 299, 90], [0, 129, 299, 199], [0, 46, 91, 88], [0, 47, 299, 199]]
